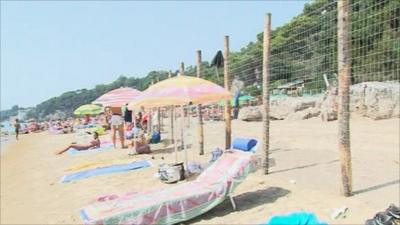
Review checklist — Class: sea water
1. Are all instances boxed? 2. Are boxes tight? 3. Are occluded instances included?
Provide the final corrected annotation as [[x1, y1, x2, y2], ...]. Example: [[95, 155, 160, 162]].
[[0, 121, 15, 148], [1, 121, 15, 134]]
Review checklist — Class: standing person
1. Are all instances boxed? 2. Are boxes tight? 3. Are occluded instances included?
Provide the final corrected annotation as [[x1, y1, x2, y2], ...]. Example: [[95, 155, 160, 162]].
[[135, 112, 142, 129], [103, 107, 112, 130], [133, 111, 142, 136], [110, 108, 125, 148], [14, 119, 21, 140], [123, 103, 133, 130], [84, 114, 91, 125], [141, 111, 149, 133]]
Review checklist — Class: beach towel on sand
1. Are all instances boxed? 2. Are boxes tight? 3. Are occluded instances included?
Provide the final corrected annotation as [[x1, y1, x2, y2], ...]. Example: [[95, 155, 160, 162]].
[[66, 142, 114, 155], [79, 150, 259, 225], [261, 212, 327, 225], [61, 160, 151, 183], [65, 158, 140, 172]]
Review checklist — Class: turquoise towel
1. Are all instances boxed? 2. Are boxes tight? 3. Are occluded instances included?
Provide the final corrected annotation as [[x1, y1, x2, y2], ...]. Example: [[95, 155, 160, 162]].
[[261, 212, 327, 225]]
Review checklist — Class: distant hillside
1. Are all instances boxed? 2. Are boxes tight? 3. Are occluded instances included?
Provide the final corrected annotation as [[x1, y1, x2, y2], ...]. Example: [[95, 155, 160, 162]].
[[0, 105, 19, 122], [2, 0, 398, 121]]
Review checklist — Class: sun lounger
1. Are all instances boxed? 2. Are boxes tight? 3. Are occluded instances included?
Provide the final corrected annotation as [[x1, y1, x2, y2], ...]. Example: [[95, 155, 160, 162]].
[[79, 150, 259, 225]]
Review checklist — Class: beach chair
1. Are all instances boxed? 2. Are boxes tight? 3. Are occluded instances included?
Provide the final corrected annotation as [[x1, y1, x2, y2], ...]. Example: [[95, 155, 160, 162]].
[[79, 149, 260, 225]]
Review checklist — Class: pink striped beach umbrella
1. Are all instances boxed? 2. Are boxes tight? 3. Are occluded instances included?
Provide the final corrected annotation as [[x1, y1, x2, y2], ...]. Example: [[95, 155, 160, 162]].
[[93, 87, 141, 107], [127, 75, 231, 109]]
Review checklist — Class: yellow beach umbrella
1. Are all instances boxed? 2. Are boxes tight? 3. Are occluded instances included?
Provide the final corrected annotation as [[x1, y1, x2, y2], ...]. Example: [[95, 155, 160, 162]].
[[128, 75, 231, 109], [127, 75, 231, 168], [74, 104, 103, 115]]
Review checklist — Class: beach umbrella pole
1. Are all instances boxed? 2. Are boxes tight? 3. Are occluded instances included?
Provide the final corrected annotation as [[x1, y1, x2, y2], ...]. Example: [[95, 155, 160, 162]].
[[181, 105, 188, 170], [173, 106, 178, 163]]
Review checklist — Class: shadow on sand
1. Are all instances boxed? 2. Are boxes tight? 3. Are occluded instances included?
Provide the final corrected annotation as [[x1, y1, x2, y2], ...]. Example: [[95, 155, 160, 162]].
[[269, 159, 339, 174], [188, 187, 290, 223], [353, 179, 400, 195], [149, 144, 193, 155]]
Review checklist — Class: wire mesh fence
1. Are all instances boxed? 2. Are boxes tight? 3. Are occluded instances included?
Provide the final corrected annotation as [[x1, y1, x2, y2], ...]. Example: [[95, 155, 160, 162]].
[[179, 0, 399, 100], [154, 0, 399, 195]]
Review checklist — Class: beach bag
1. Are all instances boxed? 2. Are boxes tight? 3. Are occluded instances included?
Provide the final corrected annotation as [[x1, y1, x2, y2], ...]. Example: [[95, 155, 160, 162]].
[[158, 163, 185, 183], [150, 131, 161, 144]]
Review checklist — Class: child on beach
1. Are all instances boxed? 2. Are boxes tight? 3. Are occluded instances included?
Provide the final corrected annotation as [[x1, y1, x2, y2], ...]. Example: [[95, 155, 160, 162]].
[[56, 132, 100, 155]]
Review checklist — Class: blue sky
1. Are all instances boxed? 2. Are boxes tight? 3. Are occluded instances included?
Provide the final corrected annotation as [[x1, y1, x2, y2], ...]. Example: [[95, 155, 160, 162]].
[[1, 1, 308, 110]]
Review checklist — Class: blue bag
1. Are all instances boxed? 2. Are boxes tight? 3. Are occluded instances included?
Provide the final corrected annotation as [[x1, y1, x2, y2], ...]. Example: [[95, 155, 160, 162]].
[[232, 138, 257, 151]]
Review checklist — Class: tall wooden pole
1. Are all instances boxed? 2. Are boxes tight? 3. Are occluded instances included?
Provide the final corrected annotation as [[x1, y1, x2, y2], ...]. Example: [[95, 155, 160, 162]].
[[156, 80, 161, 133], [169, 71, 175, 144], [262, 14, 271, 175], [196, 50, 205, 155], [224, 36, 232, 150], [157, 107, 161, 133], [337, 0, 352, 197]]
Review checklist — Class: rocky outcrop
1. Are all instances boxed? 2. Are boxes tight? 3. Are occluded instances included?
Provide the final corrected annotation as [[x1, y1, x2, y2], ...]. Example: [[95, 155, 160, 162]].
[[237, 81, 399, 121], [350, 81, 399, 120], [286, 107, 321, 121], [269, 96, 322, 120], [320, 87, 338, 122], [238, 106, 262, 121]]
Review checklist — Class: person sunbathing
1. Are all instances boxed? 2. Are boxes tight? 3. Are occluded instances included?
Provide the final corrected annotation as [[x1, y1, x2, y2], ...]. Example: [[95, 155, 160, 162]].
[[56, 132, 100, 155]]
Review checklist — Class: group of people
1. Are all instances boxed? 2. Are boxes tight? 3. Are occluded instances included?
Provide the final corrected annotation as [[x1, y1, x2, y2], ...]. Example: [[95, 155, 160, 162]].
[[103, 106, 152, 153], [12, 119, 49, 140], [57, 105, 153, 155], [50, 120, 74, 134]]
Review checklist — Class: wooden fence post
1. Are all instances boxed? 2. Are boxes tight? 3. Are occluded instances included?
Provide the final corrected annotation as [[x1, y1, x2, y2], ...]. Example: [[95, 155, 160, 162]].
[[157, 107, 161, 133], [224, 36, 232, 150], [262, 13, 271, 175], [180, 62, 184, 76], [337, 0, 353, 197], [180, 63, 185, 151], [197, 50, 205, 155]]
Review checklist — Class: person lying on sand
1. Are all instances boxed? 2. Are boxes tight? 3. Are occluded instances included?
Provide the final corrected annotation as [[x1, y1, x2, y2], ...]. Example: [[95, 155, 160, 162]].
[[56, 132, 100, 155]]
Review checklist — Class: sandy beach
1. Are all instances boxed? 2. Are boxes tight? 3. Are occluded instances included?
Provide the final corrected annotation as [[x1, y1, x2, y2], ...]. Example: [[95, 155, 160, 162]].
[[1, 116, 399, 224]]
